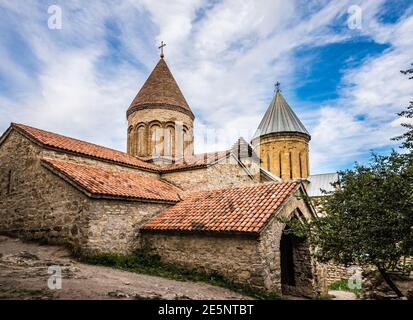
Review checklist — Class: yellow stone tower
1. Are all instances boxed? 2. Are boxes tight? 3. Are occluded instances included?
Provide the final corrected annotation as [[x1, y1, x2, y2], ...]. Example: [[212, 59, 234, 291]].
[[251, 88, 310, 180]]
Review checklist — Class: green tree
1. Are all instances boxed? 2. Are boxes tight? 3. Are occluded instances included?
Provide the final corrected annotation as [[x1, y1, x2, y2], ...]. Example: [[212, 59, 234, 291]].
[[288, 65, 413, 297], [393, 63, 413, 150]]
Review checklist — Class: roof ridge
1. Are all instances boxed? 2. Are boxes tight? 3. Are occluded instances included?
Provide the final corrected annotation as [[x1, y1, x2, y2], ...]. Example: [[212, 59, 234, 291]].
[[13, 123, 125, 154], [159, 150, 230, 173], [184, 180, 299, 196], [11, 123, 159, 172], [142, 179, 302, 234]]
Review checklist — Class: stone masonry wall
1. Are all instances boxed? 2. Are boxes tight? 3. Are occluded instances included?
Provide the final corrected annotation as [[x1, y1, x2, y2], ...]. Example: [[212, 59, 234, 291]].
[[141, 191, 327, 296], [141, 232, 265, 288], [128, 108, 193, 128], [127, 108, 194, 158], [0, 130, 172, 255], [253, 133, 310, 180], [161, 157, 259, 192], [0, 130, 90, 249], [325, 263, 358, 286], [282, 237, 316, 297], [258, 193, 327, 296], [86, 200, 170, 255]]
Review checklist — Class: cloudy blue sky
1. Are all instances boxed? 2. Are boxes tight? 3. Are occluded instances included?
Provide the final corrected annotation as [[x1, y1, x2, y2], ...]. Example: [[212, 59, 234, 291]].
[[0, 0, 412, 174]]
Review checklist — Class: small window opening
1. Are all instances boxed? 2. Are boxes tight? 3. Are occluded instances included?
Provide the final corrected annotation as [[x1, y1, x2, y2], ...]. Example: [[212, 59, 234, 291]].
[[7, 170, 12, 194]]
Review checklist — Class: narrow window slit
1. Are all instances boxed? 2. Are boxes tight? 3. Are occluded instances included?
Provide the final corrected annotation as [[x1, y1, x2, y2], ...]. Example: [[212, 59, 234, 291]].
[[7, 170, 12, 194]]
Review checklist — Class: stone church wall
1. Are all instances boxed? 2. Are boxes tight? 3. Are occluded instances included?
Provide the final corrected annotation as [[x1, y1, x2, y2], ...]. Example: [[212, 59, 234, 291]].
[[0, 130, 90, 249], [85, 200, 170, 255], [140, 232, 265, 288], [257, 194, 327, 296], [141, 192, 327, 296], [0, 130, 171, 254], [161, 157, 259, 192]]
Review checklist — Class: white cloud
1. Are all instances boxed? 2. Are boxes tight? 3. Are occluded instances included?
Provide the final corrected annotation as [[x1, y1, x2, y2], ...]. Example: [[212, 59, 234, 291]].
[[0, 0, 411, 174], [309, 11, 413, 173]]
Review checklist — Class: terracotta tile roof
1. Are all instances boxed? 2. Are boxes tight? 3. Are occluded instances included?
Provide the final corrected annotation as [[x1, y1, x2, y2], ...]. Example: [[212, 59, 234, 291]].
[[42, 159, 181, 202], [142, 181, 300, 234], [160, 151, 230, 172], [128, 58, 194, 118], [7, 124, 250, 174], [12, 123, 158, 172]]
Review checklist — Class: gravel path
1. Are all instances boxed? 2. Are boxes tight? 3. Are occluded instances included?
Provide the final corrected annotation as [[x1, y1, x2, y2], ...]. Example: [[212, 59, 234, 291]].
[[0, 236, 250, 300]]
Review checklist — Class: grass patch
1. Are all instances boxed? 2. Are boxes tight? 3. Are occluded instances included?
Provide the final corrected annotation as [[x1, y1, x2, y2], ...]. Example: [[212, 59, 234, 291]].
[[328, 279, 363, 297], [81, 252, 281, 300]]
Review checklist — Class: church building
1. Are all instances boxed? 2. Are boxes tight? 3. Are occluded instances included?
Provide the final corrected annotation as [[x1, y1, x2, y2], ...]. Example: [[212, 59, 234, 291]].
[[0, 51, 335, 297]]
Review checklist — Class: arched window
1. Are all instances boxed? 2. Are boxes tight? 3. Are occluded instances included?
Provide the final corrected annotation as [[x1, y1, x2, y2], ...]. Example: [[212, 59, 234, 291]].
[[267, 154, 271, 171], [132, 126, 139, 155], [150, 124, 163, 157], [289, 152, 293, 179], [183, 127, 191, 156], [137, 125, 146, 156], [7, 169, 13, 194], [306, 152, 310, 176], [279, 152, 282, 178], [127, 126, 134, 154], [164, 126, 175, 157]]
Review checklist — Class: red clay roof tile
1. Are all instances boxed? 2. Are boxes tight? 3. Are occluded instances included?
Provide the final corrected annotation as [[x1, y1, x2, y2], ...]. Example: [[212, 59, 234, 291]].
[[128, 58, 194, 118], [42, 159, 180, 202], [7, 124, 260, 175], [142, 181, 300, 234], [12, 123, 158, 172]]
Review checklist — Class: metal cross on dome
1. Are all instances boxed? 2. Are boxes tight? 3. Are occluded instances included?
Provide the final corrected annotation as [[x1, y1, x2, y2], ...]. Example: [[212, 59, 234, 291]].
[[275, 81, 281, 92], [159, 41, 166, 58]]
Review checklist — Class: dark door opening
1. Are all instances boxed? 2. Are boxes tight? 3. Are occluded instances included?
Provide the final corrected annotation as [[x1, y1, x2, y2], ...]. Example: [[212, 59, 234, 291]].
[[280, 232, 296, 286]]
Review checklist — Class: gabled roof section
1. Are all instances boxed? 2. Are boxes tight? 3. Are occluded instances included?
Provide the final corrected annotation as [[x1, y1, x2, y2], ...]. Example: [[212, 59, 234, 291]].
[[142, 181, 300, 234], [11, 123, 158, 172], [252, 90, 310, 140], [231, 137, 260, 162], [159, 138, 260, 173], [42, 159, 181, 203], [128, 58, 194, 119], [260, 168, 282, 182]]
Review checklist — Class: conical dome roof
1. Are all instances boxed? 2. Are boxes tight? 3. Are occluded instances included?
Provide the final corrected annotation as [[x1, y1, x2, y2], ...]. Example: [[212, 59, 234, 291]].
[[127, 58, 194, 119], [252, 90, 310, 140]]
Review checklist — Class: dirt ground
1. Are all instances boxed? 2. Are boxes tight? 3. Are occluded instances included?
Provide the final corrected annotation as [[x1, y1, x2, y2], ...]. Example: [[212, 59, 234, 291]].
[[0, 235, 250, 300]]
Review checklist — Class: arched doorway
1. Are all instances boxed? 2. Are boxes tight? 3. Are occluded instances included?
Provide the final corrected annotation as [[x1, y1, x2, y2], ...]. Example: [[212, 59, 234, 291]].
[[280, 231, 296, 288], [280, 226, 314, 297]]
